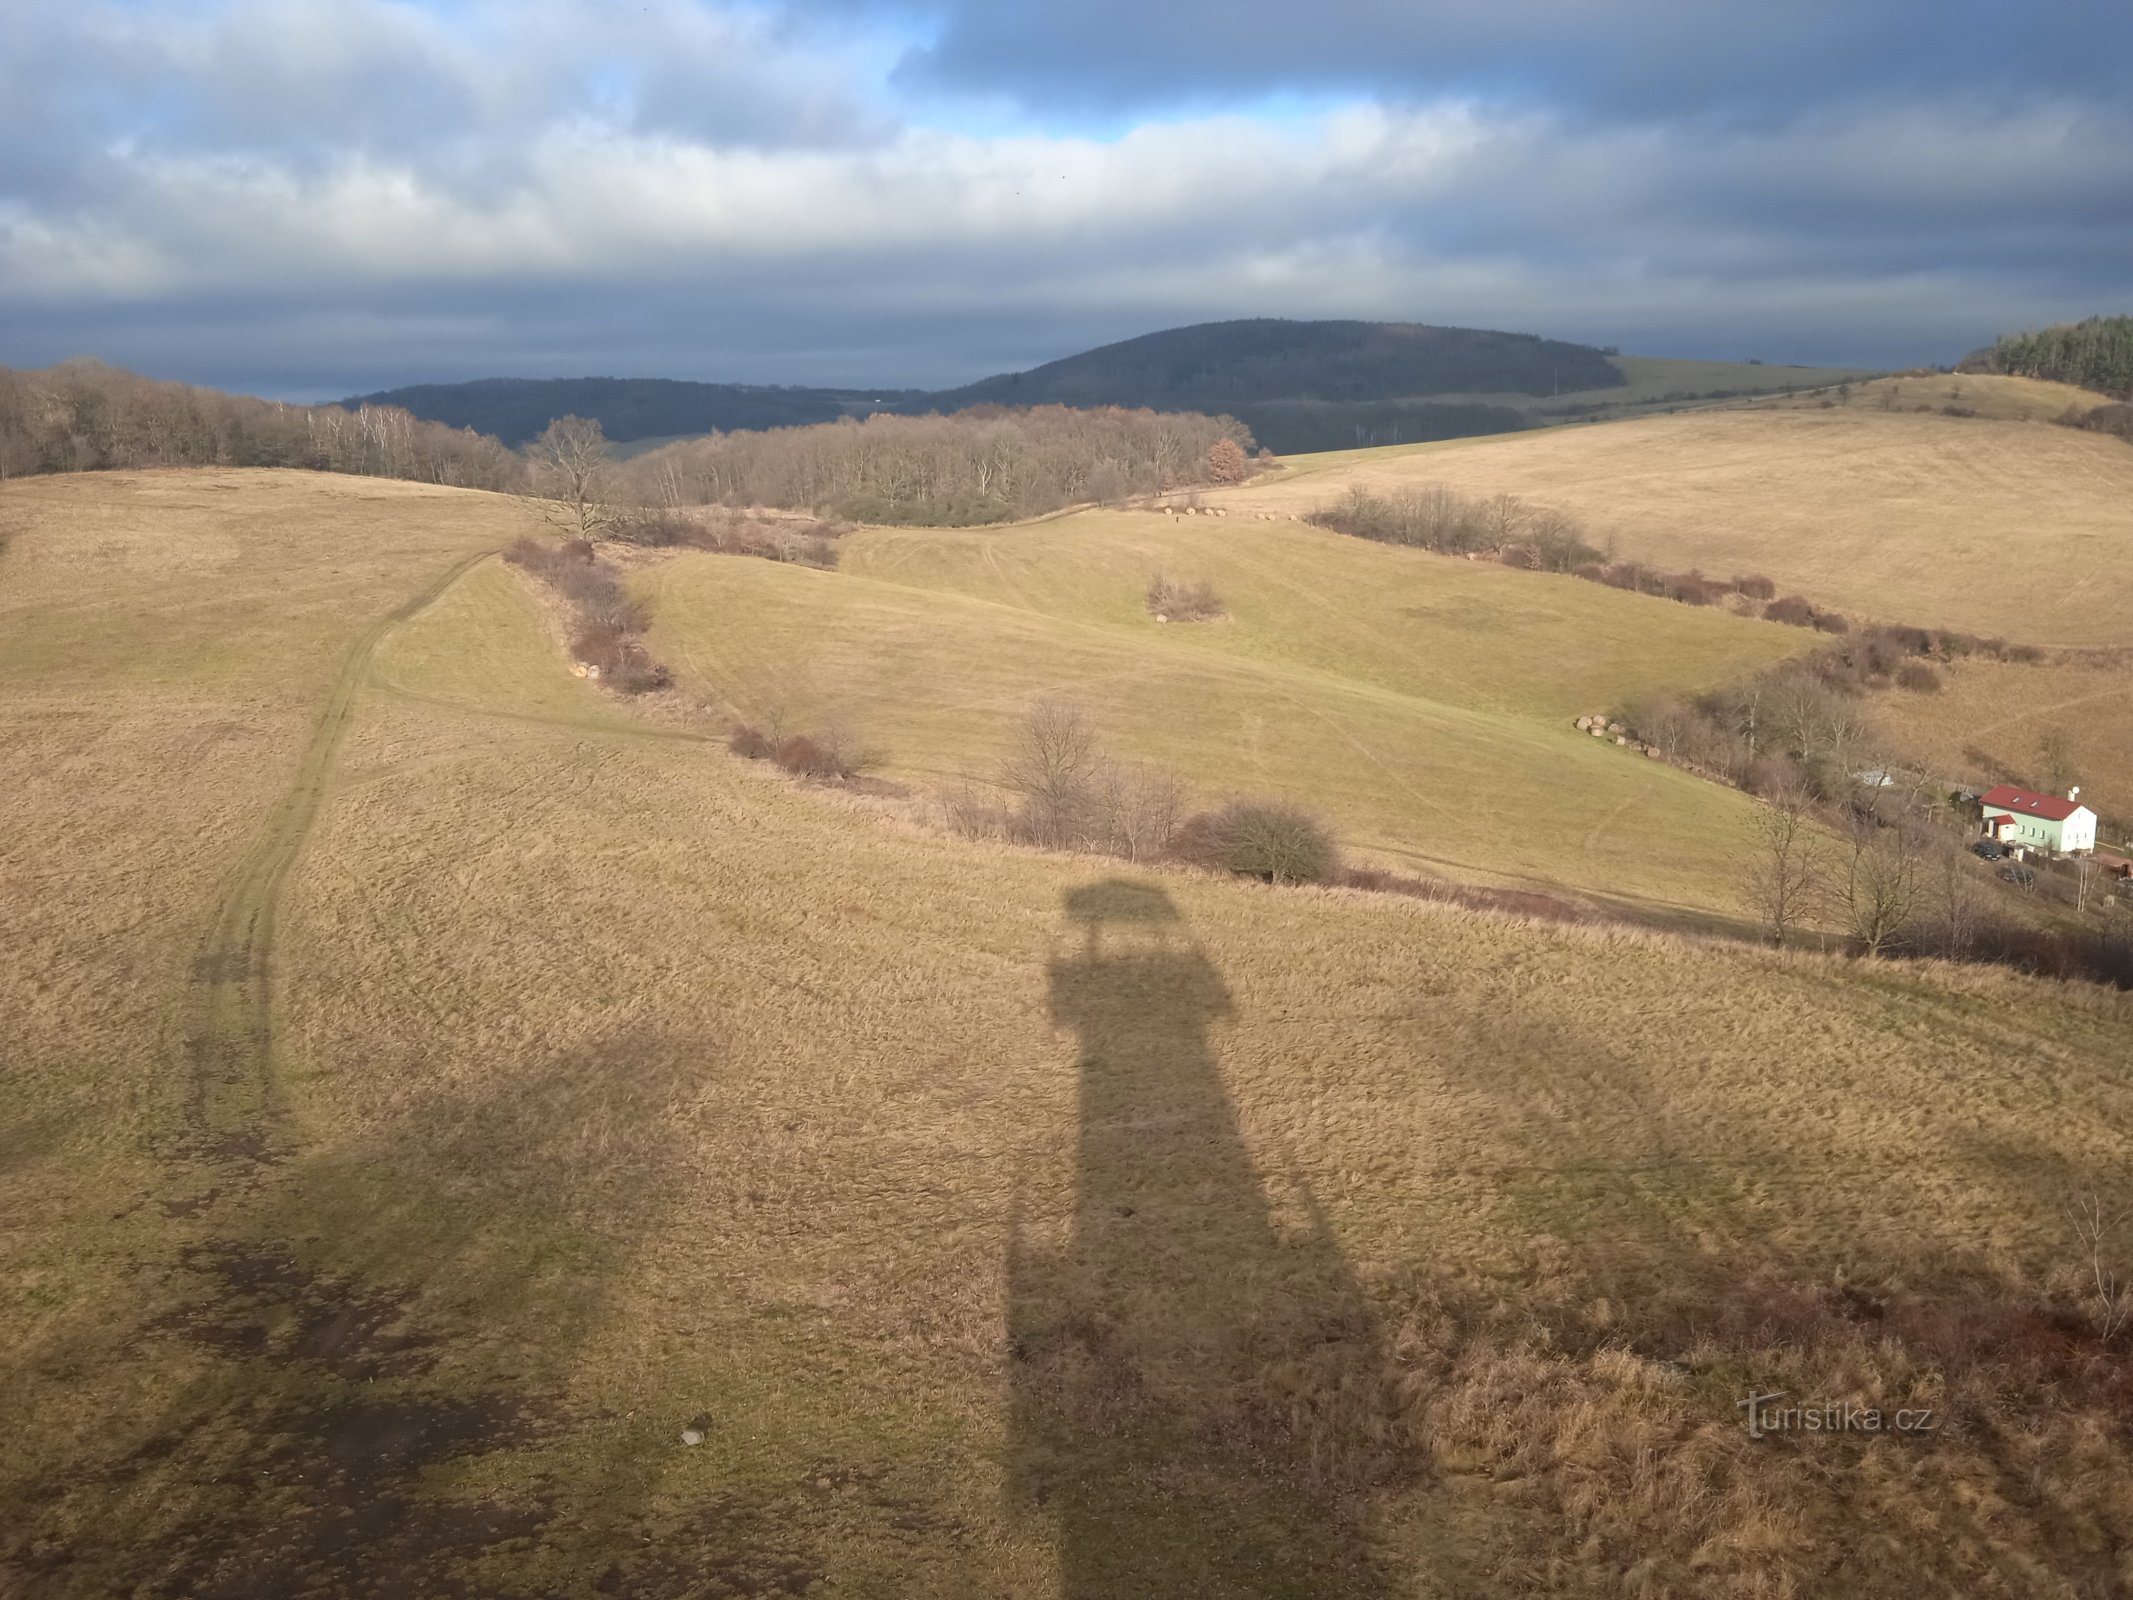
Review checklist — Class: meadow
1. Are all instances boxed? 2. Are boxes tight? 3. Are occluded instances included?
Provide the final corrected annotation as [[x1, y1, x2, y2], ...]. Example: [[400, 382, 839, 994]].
[[1216, 383, 2133, 647], [5, 466, 2133, 1598], [647, 509, 1812, 919]]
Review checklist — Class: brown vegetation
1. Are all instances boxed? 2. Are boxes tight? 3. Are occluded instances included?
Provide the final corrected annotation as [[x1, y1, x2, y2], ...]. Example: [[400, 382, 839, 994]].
[[1145, 573, 1225, 621], [503, 538, 669, 694], [617, 405, 1253, 526], [0, 358, 518, 489]]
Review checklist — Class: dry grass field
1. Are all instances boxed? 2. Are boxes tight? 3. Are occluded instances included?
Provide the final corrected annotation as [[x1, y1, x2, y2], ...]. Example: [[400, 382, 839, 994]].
[[1742, 372, 2106, 423], [648, 510, 1812, 918], [7, 468, 2133, 1599], [1219, 389, 2133, 647]]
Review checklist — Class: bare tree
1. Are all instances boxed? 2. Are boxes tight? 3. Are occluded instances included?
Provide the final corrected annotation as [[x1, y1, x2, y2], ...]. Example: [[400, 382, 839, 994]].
[[1840, 816, 1927, 956], [998, 701, 1103, 849], [1745, 784, 1821, 947], [526, 414, 616, 538], [1931, 839, 1985, 957], [2036, 725, 2082, 798]]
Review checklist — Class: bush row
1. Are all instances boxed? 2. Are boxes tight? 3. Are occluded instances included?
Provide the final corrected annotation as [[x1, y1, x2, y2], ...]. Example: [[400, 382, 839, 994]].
[[502, 537, 672, 694], [1308, 485, 1601, 571]]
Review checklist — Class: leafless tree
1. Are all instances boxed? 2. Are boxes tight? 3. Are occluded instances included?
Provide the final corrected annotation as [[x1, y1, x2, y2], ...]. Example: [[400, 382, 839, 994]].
[[999, 701, 1104, 849], [1745, 784, 1821, 947], [2036, 725, 2082, 798], [1840, 815, 1927, 956], [1931, 839, 1986, 957], [526, 414, 616, 539]]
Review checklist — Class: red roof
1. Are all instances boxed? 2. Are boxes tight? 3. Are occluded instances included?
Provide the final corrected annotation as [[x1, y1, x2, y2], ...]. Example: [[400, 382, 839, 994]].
[[1980, 785, 2085, 822]]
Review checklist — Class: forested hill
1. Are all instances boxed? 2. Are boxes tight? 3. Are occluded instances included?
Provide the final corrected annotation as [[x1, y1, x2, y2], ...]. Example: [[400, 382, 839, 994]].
[[1958, 315, 2133, 399], [928, 319, 1625, 411], [346, 321, 1628, 454], [339, 376, 917, 447]]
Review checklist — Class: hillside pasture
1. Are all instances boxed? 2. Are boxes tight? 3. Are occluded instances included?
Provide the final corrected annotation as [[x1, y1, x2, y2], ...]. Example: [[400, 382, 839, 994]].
[[646, 521, 1807, 918], [1217, 402, 2133, 646], [6, 470, 2133, 1597]]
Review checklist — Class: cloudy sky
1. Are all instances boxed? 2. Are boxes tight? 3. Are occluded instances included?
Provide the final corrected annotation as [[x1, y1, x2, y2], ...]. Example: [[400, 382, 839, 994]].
[[3, 0, 2129, 398]]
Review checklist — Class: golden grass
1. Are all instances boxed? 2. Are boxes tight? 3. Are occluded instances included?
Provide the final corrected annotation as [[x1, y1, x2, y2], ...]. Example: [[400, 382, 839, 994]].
[[646, 515, 1809, 917], [9, 469, 2133, 1598], [1223, 398, 2133, 647], [1744, 371, 2107, 423]]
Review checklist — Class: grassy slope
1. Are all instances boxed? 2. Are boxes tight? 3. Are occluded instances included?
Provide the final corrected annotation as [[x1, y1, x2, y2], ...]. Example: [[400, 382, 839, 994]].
[[647, 511, 1812, 917], [1454, 354, 1879, 421], [1744, 371, 2106, 422], [7, 470, 2133, 1597], [1217, 391, 2133, 646]]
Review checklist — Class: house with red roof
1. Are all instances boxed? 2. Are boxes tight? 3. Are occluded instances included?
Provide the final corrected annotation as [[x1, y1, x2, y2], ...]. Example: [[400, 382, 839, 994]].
[[1979, 784, 2096, 855]]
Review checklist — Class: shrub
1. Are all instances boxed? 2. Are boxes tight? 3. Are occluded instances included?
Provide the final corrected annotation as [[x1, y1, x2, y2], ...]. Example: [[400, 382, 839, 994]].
[[729, 724, 773, 759], [503, 535, 552, 570], [1146, 573, 1225, 621], [1764, 594, 1817, 627], [1732, 573, 1777, 599], [1895, 662, 1942, 693], [1179, 800, 1340, 885], [1499, 543, 1540, 570], [1812, 609, 1851, 634], [773, 735, 833, 779]]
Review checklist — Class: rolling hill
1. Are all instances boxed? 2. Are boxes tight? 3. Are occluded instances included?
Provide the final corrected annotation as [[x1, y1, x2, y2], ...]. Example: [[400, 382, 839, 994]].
[[7, 464, 2133, 1597], [1208, 380, 2133, 647]]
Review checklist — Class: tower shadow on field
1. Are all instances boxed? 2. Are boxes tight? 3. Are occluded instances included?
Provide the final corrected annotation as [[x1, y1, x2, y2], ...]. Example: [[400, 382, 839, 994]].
[[1008, 880, 1400, 1598]]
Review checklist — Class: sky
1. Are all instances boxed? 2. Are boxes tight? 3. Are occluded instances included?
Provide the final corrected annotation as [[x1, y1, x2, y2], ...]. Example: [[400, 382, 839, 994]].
[[2, 0, 2129, 399]]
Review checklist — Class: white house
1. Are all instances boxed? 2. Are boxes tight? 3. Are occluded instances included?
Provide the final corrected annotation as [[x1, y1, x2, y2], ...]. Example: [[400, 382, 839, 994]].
[[1980, 784, 2097, 854]]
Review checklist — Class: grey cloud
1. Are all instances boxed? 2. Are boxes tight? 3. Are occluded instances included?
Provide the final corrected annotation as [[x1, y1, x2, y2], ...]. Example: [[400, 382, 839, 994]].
[[831, 0, 2133, 124]]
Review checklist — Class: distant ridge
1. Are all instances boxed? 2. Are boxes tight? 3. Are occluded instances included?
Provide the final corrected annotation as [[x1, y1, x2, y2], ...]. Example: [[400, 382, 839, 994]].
[[346, 319, 1868, 455], [928, 318, 1623, 411]]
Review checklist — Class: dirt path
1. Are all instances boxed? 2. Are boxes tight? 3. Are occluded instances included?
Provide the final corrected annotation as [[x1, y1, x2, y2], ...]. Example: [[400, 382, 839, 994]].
[[181, 548, 496, 1168]]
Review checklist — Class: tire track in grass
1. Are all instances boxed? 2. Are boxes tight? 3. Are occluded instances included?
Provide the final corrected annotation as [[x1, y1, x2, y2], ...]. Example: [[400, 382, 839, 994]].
[[180, 548, 495, 1168]]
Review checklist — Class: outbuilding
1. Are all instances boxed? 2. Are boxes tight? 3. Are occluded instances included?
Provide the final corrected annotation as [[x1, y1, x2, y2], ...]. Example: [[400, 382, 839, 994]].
[[1978, 784, 2097, 855]]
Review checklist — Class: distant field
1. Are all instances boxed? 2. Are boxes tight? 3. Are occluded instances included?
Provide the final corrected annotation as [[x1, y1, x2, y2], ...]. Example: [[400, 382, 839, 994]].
[[1220, 393, 2133, 646], [1454, 354, 1880, 422], [1742, 371, 2106, 422], [7, 469, 2133, 1597], [651, 510, 1813, 917]]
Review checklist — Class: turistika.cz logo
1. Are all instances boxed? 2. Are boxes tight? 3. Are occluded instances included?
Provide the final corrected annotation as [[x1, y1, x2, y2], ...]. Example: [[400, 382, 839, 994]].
[[1737, 1390, 1938, 1439]]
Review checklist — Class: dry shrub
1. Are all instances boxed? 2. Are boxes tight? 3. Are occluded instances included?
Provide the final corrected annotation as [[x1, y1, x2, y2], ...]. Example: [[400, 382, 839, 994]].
[[773, 734, 832, 778], [1146, 573, 1225, 621], [1895, 662, 1942, 693], [1177, 800, 1339, 885], [937, 781, 1015, 841], [1732, 573, 1778, 599], [771, 728, 870, 782], [1763, 594, 1818, 627], [728, 724, 774, 760]]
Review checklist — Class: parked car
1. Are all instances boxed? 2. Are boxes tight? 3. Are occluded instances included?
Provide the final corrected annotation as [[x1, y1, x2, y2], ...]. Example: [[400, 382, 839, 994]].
[[1971, 840, 2005, 861], [1999, 864, 2036, 888]]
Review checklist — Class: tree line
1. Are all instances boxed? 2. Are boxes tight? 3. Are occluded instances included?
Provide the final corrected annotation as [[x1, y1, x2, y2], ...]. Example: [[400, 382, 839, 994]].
[[1960, 315, 2133, 399], [614, 405, 1255, 526], [0, 359, 520, 490]]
